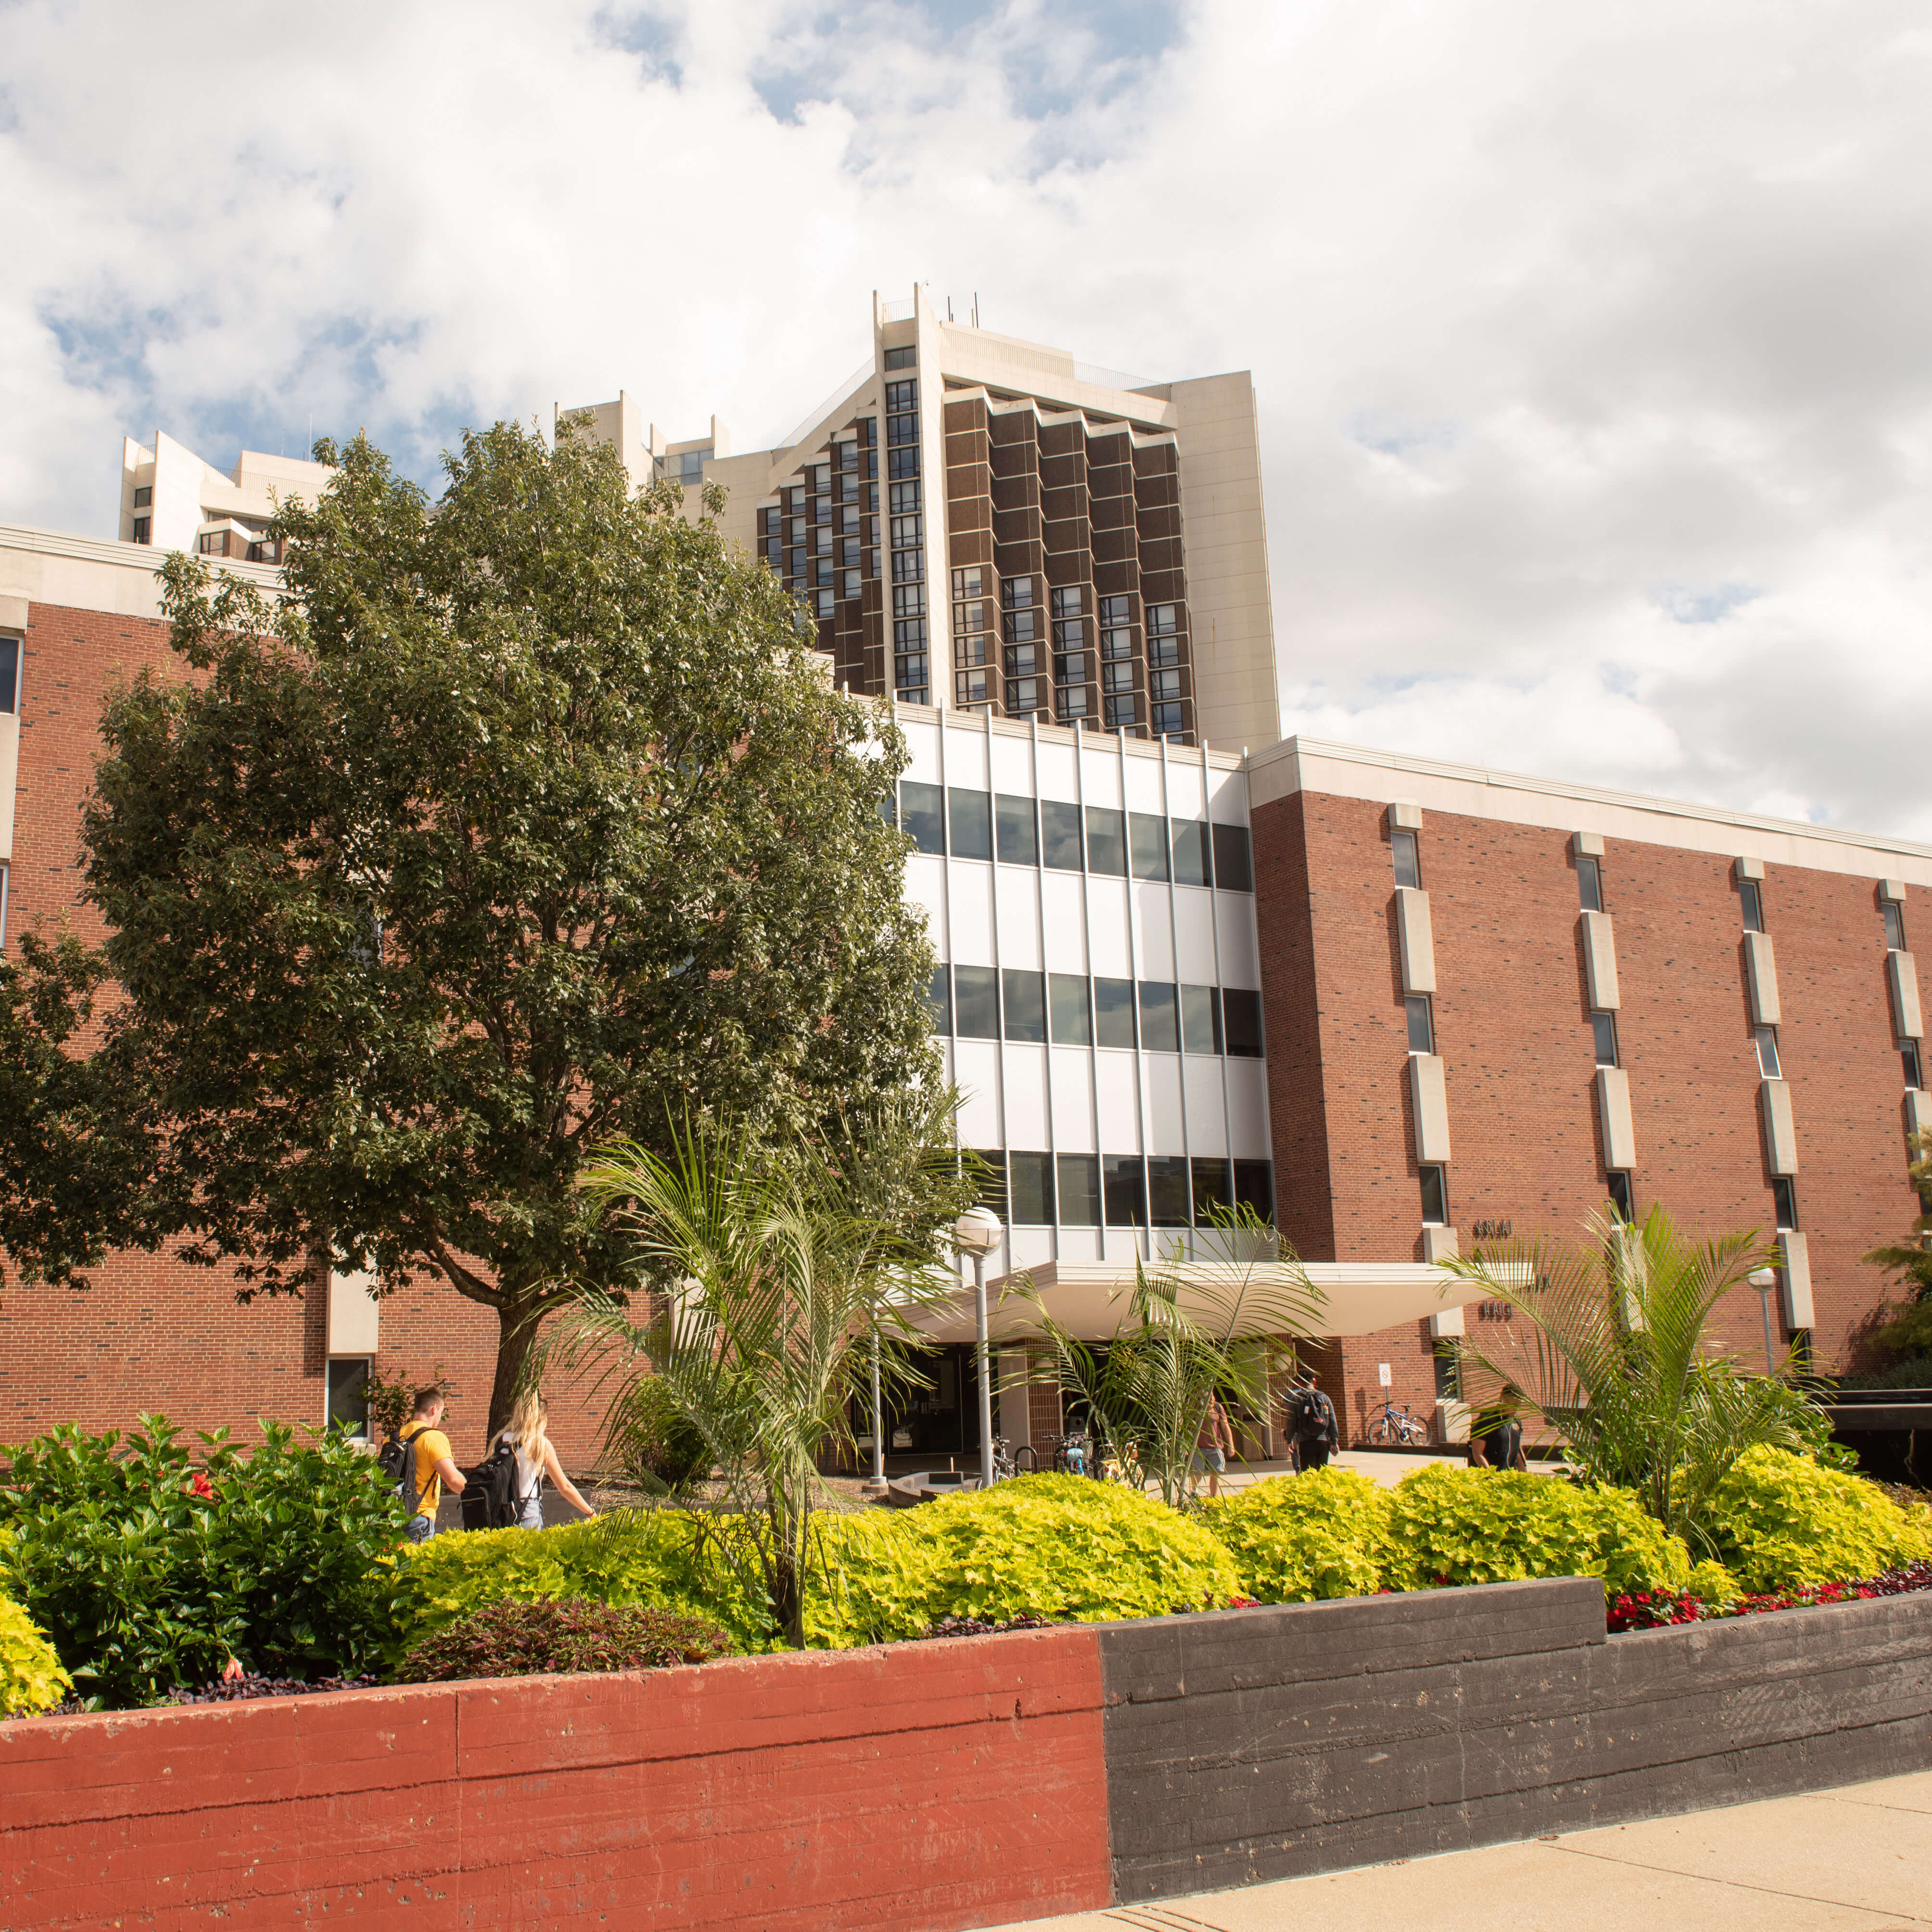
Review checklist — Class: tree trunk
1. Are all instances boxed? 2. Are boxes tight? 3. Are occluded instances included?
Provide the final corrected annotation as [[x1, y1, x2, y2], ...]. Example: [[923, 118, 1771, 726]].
[[483, 1295, 547, 1452]]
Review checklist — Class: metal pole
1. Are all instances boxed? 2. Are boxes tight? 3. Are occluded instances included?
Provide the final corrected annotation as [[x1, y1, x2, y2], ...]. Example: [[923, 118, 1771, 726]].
[[1759, 1288, 1778, 1373], [975, 1250, 994, 1488], [868, 1329, 886, 1494]]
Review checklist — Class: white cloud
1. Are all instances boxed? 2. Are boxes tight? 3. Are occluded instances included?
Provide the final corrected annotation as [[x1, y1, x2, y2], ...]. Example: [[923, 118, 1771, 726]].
[[3, 0, 1930, 836]]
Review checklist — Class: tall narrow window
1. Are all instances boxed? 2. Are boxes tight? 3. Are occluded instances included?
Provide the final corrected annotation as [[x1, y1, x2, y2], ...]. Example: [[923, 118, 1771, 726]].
[[1754, 1025, 1781, 1078], [927, 966, 952, 1035], [1592, 1011, 1619, 1067], [1606, 1171, 1635, 1222], [1406, 995, 1434, 1055], [1739, 879, 1765, 933], [1771, 1176, 1798, 1232], [1904, 1039, 1925, 1090], [1884, 902, 1907, 952], [1391, 829, 1421, 890], [1419, 1165, 1449, 1226], [1577, 855, 1603, 913], [0, 635, 18, 714]]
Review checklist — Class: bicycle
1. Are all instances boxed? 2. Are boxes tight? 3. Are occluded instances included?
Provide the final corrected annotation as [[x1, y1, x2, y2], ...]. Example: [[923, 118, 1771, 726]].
[[1365, 1398, 1431, 1447]]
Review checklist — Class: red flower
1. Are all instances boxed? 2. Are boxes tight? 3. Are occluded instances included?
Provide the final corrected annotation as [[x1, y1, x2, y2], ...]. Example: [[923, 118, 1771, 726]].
[[188, 1470, 213, 1500]]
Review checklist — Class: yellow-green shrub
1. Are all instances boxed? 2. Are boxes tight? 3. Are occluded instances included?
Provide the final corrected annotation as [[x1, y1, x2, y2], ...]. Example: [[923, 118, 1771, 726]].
[[1202, 1469, 1393, 1602], [0, 1596, 73, 1718], [1686, 1559, 1742, 1608], [1385, 1464, 1693, 1602], [1708, 1447, 1932, 1593]]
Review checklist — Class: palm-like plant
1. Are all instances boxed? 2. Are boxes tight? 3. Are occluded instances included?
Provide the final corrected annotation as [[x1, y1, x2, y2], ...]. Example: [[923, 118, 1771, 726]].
[[1441, 1204, 1818, 1552], [541, 1118, 955, 1647], [1022, 1209, 1320, 1508]]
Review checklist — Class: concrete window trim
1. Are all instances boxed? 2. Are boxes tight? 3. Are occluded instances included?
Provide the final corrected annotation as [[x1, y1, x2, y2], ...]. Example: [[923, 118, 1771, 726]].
[[1887, 950, 1924, 1042], [1744, 930, 1781, 1026], [1907, 1088, 1932, 1138], [1409, 1053, 1451, 1164], [1779, 1231, 1816, 1328], [1421, 1225, 1460, 1267], [1395, 887, 1436, 995], [327, 1268, 380, 1355], [1595, 1066, 1637, 1171], [1570, 831, 1604, 858], [1880, 878, 1907, 904], [1760, 1078, 1799, 1176], [1735, 855, 1766, 883], [1387, 800, 1423, 831], [1581, 909, 1620, 1010]]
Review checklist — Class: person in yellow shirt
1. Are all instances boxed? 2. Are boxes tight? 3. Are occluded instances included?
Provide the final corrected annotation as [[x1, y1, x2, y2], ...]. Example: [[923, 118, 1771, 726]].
[[400, 1389, 467, 1542]]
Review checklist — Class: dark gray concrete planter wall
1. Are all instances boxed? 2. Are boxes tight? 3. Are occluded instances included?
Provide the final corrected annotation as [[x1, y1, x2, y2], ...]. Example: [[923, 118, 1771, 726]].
[[1096, 1577, 1932, 1902]]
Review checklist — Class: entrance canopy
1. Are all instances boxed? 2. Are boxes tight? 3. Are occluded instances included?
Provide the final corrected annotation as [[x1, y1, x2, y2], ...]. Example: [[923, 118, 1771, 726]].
[[909, 1258, 1489, 1345]]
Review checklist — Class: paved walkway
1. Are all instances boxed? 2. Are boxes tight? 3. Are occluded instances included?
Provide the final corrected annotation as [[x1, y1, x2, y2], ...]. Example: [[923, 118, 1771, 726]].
[[974, 1771, 1932, 1931], [1207, 1448, 1567, 1492]]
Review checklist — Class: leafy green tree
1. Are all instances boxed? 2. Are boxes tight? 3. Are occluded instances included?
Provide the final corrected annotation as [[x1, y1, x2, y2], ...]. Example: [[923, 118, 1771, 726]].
[[52, 419, 945, 1439], [547, 1118, 957, 1648], [1441, 1204, 1820, 1554], [1862, 1128, 1932, 1360]]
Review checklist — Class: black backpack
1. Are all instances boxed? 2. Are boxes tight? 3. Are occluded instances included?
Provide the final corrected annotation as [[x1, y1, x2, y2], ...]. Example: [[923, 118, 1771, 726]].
[[460, 1439, 527, 1531], [1306, 1389, 1338, 1444], [378, 1425, 426, 1513]]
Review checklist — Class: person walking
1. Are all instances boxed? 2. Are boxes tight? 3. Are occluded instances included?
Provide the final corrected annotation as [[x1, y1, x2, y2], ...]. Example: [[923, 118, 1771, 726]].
[[1291, 1374, 1338, 1471], [495, 1390, 597, 1529], [399, 1388, 466, 1543], [1467, 1385, 1531, 1471], [1190, 1392, 1236, 1500]]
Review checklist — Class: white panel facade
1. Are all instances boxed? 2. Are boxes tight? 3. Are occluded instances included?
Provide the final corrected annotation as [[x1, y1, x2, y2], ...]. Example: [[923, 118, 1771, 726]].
[[1184, 1059, 1229, 1155], [1049, 1048, 1098, 1151], [1214, 895, 1261, 988], [1208, 767, 1249, 823], [1035, 737, 1080, 801], [905, 729, 942, 786], [1080, 747, 1123, 809], [941, 721, 989, 790], [1144, 1055, 1187, 1155], [1085, 875, 1133, 978], [1134, 885, 1175, 979], [953, 1041, 1002, 1145], [1225, 1060, 1270, 1158], [994, 868, 1042, 970], [1040, 873, 1090, 972], [1094, 1055, 1143, 1152], [1121, 752, 1167, 815], [906, 853, 947, 950], [1001, 1043, 1050, 1148], [986, 730, 1034, 797], [948, 864, 995, 966]]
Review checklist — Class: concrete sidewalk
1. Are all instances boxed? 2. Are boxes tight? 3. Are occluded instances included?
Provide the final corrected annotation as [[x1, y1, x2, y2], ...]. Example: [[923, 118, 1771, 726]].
[[975, 1771, 1932, 1931]]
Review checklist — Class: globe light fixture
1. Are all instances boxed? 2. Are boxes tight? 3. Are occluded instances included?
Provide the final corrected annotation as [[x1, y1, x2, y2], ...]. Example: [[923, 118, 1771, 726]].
[[951, 1205, 1004, 1487], [1746, 1266, 1779, 1372]]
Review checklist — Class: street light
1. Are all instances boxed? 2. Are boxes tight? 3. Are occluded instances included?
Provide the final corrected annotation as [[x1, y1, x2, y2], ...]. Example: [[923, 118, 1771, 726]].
[[1747, 1266, 1779, 1372], [952, 1204, 1004, 1489]]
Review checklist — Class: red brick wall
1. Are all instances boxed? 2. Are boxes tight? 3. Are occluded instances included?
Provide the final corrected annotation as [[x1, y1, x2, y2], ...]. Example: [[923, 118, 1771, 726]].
[[0, 1628, 1112, 1931], [1253, 788, 1927, 1426]]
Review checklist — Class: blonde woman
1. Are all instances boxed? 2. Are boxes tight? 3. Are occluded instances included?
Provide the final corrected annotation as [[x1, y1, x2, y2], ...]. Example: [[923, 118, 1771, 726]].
[[496, 1391, 597, 1530]]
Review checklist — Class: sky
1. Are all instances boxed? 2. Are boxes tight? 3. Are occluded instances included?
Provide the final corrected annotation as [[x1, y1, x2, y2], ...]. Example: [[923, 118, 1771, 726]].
[[3, 0, 1930, 837]]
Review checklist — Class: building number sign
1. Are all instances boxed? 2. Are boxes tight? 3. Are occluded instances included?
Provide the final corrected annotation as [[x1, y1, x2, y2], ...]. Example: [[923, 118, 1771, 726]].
[[1470, 1219, 1513, 1239]]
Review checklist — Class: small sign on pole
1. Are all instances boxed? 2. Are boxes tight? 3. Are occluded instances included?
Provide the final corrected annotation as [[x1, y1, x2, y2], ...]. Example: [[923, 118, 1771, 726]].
[[1378, 1362, 1392, 1387]]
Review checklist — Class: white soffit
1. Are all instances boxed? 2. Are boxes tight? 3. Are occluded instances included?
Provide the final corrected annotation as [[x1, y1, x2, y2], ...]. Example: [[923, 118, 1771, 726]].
[[1245, 737, 1932, 887]]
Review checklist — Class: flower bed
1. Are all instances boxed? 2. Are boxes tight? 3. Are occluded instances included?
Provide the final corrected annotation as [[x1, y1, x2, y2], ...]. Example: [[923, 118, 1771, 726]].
[[1610, 1557, 1932, 1631]]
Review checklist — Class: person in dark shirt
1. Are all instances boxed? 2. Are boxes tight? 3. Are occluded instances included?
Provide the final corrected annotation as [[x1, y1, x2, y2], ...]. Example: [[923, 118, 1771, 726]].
[[1467, 1385, 1530, 1471]]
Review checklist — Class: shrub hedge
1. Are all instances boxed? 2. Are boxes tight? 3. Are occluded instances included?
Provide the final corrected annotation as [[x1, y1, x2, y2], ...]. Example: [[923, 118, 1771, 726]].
[[0, 1591, 72, 1718], [1708, 1446, 1932, 1592], [1203, 1468, 1392, 1602], [399, 1600, 730, 1682]]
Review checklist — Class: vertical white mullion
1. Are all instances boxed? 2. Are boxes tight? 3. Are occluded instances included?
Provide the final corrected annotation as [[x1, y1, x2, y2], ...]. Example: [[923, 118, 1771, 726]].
[[1119, 727, 1149, 1264], [980, 714, 1009, 1279], [1205, 748, 1237, 1220], [1161, 732, 1193, 1261], [1030, 714, 1058, 1265], [1076, 724, 1106, 1266]]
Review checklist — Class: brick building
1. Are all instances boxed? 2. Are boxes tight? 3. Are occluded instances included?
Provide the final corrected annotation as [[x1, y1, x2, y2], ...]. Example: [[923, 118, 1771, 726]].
[[4, 305, 1929, 1464]]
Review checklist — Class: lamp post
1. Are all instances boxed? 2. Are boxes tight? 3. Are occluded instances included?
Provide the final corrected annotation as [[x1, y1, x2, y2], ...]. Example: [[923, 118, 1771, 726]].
[[862, 1329, 888, 1498], [952, 1204, 1004, 1489], [1747, 1266, 1779, 1372]]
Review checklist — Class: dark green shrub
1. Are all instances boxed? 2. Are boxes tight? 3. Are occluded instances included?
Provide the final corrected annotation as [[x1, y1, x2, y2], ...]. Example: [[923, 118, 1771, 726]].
[[622, 1374, 711, 1489], [0, 1415, 411, 1707], [398, 1598, 728, 1682]]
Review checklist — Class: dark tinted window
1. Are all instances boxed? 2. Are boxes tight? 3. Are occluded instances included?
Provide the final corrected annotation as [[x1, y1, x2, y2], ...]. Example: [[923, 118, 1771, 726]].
[[1138, 981, 1179, 1053], [1420, 1164, 1448, 1225], [1147, 1156, 1190, 1227], [1049, 973, 1091, 1045], [1577, 856, 1603, 913], [1884, 902, 1907, 951], [1040, 800, 1083, 869], [1129, 813, 1169, 881], [1002, 969, 1046, 1043], [1057, 1154, 1101, 1226], [901, 781, 943, 854], [1085, 806, 1127, 876], [1606, 1171, 1635, 1222], [927, 966, 951, 1035], [1592, 1011, 1618, 1067], [1405, 995, 1433, 1055], [1171, 819, 1211, 887], [1222, 987, 1265, 1057], [1182, 985, 1222, 1055], [1103, 1154, 1146, 1226], [953, 964, 999, 1038], [1392, 829, 1421, 890], [948, 788, 991, 861], [1771, 1176, 1797, 1231], [1009, 1151, 1055, 1226], [1233, 1161, 1274, 1220], [1739, 879, 1765, 933], [1191, 1157, 1232, 1225], [0, 636, 18, 715], [995, 794, 1038, 865], [1094, 977, 1137, 1048], [1211, 823, 1253, 892]]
